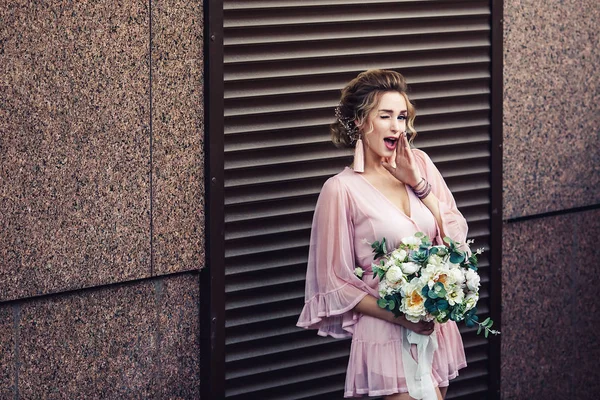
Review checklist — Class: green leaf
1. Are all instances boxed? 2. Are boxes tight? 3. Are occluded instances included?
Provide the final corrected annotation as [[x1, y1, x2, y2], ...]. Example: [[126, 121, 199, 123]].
[[484, 329, 489, 338], [443, 236, 453, 245], [477, 325, 482, 335], [388, 299, 396, 310], [482, 317, 491, 326], [414, 232, 424, 238], [450, 252, 465, 264], [377, 299, 387, 308]]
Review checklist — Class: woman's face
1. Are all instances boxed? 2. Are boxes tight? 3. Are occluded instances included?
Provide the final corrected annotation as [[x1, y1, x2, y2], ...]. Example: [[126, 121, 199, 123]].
[[359, 91, 407, 162]]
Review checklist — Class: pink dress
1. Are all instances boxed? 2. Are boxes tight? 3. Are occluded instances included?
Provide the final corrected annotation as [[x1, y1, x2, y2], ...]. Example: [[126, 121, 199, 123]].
[[297, 149, 468, 398]]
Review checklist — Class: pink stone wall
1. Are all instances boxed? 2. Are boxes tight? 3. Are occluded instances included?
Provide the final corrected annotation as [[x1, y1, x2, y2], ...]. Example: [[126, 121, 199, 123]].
[[502, 0, 600, 398], [503, 0, 600, 220], [0, 0, 204, 397]]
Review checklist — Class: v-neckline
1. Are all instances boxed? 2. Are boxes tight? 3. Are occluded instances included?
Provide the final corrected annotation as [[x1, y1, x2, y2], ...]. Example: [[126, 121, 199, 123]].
[[352, 168, 415, 221]]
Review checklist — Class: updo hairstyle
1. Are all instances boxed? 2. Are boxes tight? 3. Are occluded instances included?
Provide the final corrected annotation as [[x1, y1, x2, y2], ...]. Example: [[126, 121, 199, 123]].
[[331, 69, 417, 148]]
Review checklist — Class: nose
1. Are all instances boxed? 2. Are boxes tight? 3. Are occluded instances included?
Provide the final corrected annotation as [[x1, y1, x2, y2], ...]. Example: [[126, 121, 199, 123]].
[[391, 118, 400, 132]]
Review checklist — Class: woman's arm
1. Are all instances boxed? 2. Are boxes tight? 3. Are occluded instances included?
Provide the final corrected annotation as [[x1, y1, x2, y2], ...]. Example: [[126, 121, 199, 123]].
[[354, 294, 435, 335]]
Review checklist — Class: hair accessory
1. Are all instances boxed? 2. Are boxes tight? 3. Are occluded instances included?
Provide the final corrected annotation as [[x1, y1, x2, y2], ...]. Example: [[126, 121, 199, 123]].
[[335, 104, 359, 143]]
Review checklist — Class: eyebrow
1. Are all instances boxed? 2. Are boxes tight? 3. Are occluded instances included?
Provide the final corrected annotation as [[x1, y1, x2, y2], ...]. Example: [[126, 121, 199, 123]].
[[379, 109, 408, 114]]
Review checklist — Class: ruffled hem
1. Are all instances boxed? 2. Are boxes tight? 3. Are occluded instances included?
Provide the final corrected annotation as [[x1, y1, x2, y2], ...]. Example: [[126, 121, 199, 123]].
[[297, 283, 368, 338], [344, 318, 467, 397]]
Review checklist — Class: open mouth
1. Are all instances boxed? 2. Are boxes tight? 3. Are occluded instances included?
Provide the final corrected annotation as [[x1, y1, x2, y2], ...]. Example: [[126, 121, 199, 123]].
[[384, 137, 398, 150]]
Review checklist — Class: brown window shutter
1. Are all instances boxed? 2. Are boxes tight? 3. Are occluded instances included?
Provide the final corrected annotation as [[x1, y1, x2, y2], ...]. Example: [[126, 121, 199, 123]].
[[222, 1, 496, 398]]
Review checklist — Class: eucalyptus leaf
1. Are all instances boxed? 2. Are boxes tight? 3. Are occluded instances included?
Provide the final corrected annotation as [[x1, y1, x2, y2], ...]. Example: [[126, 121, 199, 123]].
[[485, 329, 489, 338], [477, 325, 482, 335]]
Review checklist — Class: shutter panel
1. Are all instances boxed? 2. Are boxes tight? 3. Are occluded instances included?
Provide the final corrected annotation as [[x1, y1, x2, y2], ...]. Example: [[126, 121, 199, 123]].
[[223, 1, 495, 398]]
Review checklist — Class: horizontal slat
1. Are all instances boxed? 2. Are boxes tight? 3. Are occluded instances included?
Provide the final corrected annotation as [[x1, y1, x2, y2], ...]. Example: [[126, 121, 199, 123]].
[[223, 114, 489, 151], [226, 341, 350, 379], [224, 97, 489, 135], [224, 140, 489, 173], [226, 331, 340, 362], [224, 48, 490, 81], [225, 79, 489, 117], [227, 364, 347, 397], [225, 63, 490, 98], [225, 0, 473, 11], [226, 32, 489, 64], [224, 1, 489, 28], [225, 15, 489, 46]]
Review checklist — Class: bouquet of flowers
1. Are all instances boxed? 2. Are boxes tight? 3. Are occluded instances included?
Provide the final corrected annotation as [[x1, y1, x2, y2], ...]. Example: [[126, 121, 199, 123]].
[[365, 232, 499, 337]]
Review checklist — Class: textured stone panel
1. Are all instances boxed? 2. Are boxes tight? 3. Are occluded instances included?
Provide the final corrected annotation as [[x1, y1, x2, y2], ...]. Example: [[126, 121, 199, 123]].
[[0, 0, 151, 301], [156, 273, 200, 398], [572, 210, 600, 399], [18, 282, 159, 399], [151, 0, 205, 274], [502, 210, 600, 399], [0, 305, 15, 399], [503, 0, 600, 219]]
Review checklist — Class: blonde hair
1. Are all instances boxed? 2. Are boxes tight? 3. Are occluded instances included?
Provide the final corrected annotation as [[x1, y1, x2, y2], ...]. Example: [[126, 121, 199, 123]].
[[331, 69, 417, 148]]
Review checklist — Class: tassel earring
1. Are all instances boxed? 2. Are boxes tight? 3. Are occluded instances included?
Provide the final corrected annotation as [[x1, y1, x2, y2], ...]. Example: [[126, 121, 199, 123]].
[[353, 137, 364, 173]]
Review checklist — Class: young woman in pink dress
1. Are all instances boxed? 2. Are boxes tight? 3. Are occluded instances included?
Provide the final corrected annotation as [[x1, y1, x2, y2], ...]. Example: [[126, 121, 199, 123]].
[[297, 70, 468, 399]]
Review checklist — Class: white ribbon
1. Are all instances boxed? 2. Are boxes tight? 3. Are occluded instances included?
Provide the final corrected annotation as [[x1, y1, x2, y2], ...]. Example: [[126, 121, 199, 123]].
[[401, 329, 439, 400]]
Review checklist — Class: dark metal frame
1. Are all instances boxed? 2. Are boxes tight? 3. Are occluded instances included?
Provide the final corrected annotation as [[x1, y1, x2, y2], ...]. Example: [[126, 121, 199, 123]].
[[489, 0, 504, 398], [201, 0, 504, 397], [200, 0, 225, 398]]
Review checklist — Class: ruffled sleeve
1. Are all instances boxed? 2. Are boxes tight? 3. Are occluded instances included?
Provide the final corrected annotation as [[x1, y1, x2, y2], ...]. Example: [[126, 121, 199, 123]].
[[413, 149, 469, 246], [296, 176, 370, 338]]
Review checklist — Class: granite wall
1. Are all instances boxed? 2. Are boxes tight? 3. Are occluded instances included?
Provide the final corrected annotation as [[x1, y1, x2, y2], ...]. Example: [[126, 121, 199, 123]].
[[502, 0, 600, 399], [0, 0, 204, 397]]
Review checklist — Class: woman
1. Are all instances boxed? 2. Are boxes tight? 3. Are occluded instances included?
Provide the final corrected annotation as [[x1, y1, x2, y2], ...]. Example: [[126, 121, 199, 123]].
[[297, 70, 468, 399]]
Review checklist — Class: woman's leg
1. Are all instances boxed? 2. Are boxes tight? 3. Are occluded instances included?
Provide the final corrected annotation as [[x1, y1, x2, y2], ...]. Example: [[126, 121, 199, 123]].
[[384, 387, 443, 400], [439, 386, 448, 399]]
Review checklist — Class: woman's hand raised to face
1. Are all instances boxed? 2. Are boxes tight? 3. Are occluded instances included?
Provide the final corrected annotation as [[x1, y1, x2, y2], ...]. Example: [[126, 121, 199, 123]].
[[381, 132, 422, 187]]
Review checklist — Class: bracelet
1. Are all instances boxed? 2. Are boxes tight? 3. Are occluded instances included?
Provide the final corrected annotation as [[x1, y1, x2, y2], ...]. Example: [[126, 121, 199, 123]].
[[412, 179, 432, 199], [411, 177, 426, 191]]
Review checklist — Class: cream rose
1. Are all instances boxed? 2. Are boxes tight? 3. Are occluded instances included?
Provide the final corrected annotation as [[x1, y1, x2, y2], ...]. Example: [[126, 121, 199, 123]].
[[385, 265, 404, 283], [401, 236, 421, 247], [465, 269, 481, 291], [465, 292, 479, 310], [401, 261, 420, 275], [450, 268, 466, 285], [401, 280, 427, 323]]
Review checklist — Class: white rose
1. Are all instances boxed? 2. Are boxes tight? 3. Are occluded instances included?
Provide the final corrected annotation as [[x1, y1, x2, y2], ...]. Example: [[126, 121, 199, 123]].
[[385, 265, 404, 283], [428, 254, 444, 267], [450, 268, 466, 285], [465, 269, 481, 291], [392, 249, 408, 262], [465, 292, 479, 310], [401, 236, 421, 247], [354, 267, 364, 278], [401, 262, 420, 275]]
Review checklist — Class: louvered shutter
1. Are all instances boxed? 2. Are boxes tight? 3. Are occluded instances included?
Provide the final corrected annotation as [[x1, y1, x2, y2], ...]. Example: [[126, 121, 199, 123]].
[[222, 1, 497, 399]]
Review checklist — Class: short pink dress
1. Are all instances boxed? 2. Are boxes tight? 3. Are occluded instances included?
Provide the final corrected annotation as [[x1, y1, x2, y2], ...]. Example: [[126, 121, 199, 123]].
[[297, 149, 468, 398]]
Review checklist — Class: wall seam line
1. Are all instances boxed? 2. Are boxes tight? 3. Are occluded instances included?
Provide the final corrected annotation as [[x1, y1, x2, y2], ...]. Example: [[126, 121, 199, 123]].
[[504, 203, 600, 223], [149, 0, 154, 277], [0, 270, 199, 307], [13, 304, 20, 400]]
